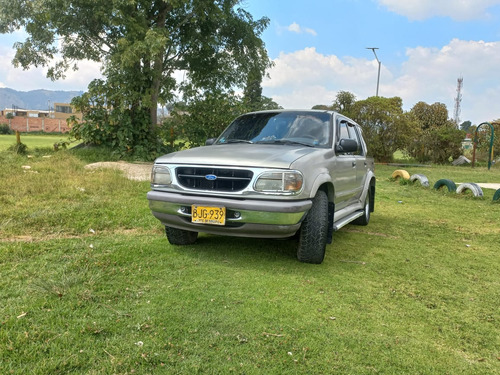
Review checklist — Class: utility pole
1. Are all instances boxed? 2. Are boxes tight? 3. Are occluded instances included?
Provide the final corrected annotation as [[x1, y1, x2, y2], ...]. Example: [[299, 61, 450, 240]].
[[366, 47, 381, 97]]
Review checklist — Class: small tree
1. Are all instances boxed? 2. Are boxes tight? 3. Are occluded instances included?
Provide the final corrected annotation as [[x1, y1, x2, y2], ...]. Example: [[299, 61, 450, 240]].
[[408, 102, 465, 164]]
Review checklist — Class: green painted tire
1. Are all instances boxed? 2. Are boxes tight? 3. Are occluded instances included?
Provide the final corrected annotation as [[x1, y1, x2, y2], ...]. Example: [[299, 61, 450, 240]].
[[433, 179, 457, 192], [493, 188, 500, 202]]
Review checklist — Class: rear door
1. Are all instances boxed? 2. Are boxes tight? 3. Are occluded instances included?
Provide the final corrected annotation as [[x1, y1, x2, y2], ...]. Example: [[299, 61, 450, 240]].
[[346, 124, 369, 200]]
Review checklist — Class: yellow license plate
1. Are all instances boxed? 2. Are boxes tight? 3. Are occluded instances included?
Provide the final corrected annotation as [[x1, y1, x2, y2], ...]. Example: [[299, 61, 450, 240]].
[[191, 205, 226, 225]]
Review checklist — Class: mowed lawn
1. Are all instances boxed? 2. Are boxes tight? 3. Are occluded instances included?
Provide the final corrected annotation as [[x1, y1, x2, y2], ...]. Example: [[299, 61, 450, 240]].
[[0, 148, 499, 374], [0, 133, 77, 151]]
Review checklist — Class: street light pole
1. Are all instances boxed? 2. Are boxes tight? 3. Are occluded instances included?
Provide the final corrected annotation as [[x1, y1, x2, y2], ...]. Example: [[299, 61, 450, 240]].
[[366, 47, 381, 97]]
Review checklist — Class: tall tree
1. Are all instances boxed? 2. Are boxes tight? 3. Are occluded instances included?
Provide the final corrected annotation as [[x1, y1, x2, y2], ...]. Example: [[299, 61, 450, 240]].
[[460, 120, 472, 133], [350, 96, 418, 162], [1, 0, 271, 156], [410, 101, 449, 130], [243, 67, 263, 111], [331, 90, 356, 117]]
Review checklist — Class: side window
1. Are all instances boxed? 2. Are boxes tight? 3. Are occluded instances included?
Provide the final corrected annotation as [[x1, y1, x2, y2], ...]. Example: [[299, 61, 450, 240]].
[[347, 124, 364, 156], [338, 120, 349, 140]]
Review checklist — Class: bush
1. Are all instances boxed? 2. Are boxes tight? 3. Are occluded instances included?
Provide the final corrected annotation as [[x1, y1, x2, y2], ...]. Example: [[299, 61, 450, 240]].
[[8, 142, 28, 155], [0, 123, 12, 134], [407, 124, 465, 164]]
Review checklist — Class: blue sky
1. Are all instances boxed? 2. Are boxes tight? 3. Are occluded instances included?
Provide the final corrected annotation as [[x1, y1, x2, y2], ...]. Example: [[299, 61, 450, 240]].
[[1, 0, 500, 124]]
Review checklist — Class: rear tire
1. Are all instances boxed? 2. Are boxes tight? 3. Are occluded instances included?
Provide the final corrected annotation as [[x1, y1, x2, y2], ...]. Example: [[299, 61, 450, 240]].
[[297, 190, 329, 264], [165, 226, 198, 245]]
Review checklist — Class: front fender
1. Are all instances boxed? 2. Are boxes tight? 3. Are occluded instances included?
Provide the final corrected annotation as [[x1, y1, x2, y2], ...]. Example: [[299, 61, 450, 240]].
[[309, 172, 334, 201]]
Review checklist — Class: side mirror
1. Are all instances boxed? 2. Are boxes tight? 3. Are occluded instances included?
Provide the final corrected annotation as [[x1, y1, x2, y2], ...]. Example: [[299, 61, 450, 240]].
[[205, 138, 216, 146], [335, 138, 358, 154]]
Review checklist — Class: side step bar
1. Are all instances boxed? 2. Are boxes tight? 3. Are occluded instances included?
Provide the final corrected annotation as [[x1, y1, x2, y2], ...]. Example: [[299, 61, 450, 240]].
[[333, 210, 364, 231]]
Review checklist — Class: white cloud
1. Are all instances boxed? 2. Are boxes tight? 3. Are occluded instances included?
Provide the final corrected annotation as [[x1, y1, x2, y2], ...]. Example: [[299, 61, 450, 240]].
[[263, 47, 389, 108], [0, 45, 102, 92], [377, 0, 500, 21], [286, 22, 317, 36], [262, 40, 500, 124]]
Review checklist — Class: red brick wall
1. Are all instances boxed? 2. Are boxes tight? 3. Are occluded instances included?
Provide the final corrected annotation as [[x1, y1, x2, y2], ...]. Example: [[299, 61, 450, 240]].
[[0, 116, 71, 133]]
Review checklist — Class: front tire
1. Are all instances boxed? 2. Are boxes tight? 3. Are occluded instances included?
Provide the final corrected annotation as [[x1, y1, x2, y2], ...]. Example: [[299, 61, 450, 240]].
[[297, 190, 329, 264], [165, 226, 198, 245]]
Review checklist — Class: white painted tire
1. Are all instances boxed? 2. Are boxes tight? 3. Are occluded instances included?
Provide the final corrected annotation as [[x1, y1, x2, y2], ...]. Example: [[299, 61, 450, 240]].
[[410, 174, 429, 187], [456, 183, 484, 197]]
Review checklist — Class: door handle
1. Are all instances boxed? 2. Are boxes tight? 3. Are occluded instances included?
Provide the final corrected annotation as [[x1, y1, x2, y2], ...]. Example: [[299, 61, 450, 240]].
[[352, 161, 356, 167]]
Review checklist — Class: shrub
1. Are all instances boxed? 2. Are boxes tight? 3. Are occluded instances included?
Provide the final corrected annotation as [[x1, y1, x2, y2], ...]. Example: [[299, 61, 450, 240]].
[[0, 123, 12, 134], [8, 142, 28, 155]]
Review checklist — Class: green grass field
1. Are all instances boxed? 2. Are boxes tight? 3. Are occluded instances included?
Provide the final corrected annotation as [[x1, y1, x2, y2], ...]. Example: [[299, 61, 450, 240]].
[[1, 148, 499, 374], [0, 133, 77, 151]]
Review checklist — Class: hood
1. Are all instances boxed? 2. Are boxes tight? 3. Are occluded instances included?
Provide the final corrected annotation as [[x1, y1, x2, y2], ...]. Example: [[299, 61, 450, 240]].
[[155, 143, 322, 169]]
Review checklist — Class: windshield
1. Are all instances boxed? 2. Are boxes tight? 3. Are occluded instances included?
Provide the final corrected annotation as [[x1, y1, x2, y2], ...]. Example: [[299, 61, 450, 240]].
[[215, 111, 332, 148]]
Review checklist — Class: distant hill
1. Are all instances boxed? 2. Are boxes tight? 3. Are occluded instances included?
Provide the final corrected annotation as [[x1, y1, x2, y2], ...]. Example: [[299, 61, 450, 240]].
[[0, 88, 83, 111]]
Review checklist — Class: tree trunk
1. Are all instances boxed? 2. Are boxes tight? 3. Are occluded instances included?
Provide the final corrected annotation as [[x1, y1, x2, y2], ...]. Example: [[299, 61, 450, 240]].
[[149, 2, 170, 132]]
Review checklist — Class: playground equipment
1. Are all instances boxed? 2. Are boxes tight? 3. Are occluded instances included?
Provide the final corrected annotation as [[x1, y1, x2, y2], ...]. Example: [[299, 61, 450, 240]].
[[472, 122, 495, 170]]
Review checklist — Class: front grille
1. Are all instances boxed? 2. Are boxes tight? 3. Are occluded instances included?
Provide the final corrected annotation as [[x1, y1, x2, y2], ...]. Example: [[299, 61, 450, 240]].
[[176, 167, 253, 192]]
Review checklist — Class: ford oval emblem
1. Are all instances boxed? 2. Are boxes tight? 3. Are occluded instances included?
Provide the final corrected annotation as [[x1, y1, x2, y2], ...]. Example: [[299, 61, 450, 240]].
[[205, 174, 217, 181]]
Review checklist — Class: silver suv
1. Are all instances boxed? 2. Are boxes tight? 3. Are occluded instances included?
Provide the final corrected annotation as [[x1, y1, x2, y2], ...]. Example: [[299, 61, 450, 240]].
[[148, 110, 375, 263]]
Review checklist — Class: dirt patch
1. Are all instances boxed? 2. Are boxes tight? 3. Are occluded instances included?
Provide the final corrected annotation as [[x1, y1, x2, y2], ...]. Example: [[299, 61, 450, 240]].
[[84, 161, 153, 181]]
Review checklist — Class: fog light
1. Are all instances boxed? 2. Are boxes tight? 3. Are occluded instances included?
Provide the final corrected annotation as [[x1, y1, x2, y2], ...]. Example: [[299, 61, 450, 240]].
[[233, 211, 241, 219]]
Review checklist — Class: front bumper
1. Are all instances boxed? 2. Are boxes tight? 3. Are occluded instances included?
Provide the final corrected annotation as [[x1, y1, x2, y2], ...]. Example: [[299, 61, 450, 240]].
[[147, 191, 312, 238]]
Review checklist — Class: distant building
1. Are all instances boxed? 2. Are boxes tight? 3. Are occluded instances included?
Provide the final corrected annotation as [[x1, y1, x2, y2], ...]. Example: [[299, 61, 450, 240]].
[[1, 108, 50, 118], [2, 103, 82, 121], [53, 102, 82, 121]]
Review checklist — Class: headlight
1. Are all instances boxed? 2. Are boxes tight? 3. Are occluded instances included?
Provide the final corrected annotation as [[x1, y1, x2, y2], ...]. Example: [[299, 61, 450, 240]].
[[151, 165, 172, 186], [254, 171, 303, 193]]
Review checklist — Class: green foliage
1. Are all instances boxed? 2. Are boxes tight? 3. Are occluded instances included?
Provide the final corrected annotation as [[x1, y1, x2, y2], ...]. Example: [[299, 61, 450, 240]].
[[8, 142, 27, 154], [408, 102, 466, 164], [167, 91, 246, 148], [69, 80, 167, 161], [311, 104, 330, 110], [350, 96, 418, 162], [471, 121, 499, 161], [243, 67, 264, 111], [311, 91, 356, 116], [331, 90, 357, 117], [5, 112, 14, 119], [259, 96, 282, 110], [0, 123, 12, 134], [164, 88, 281, 149], [460, 120, 472, 132], [2, 0, 272, 156], [410, 101, 449, 130]]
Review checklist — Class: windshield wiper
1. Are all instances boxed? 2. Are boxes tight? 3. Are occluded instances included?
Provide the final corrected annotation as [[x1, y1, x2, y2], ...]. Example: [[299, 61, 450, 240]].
[[256, 139, 314, 147], [225, 139, 253, 144]]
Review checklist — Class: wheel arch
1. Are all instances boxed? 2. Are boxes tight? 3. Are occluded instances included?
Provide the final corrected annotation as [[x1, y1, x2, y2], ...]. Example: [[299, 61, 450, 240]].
[[309, 175, 335, 244]]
